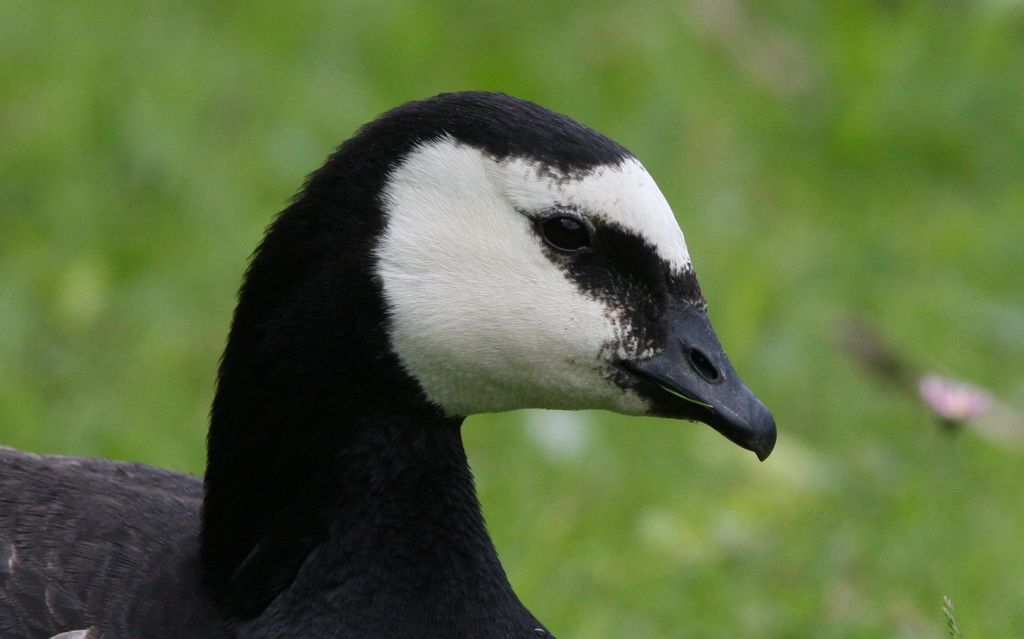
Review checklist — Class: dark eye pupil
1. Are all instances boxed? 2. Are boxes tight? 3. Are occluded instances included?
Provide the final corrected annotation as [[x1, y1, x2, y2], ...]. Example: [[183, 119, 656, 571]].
[[540, 216, 591, 252]]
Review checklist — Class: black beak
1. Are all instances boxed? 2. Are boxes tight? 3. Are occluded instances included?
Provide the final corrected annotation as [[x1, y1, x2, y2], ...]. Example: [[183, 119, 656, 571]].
[[620, 300, 777, 460]]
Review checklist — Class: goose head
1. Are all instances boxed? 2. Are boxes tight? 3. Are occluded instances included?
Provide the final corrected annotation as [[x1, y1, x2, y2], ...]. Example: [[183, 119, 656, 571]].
[[371, 93, 776, 459], [202, 92, 777, 616]]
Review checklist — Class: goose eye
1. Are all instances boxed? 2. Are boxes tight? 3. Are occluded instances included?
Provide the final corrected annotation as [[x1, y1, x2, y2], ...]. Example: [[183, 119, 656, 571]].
[[539, 216, 592, 253]]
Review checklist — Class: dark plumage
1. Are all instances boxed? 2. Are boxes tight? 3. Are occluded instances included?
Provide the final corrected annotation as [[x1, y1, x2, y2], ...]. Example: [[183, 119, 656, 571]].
[[0, 91, 775, 638], [0, 450, 216, 637]]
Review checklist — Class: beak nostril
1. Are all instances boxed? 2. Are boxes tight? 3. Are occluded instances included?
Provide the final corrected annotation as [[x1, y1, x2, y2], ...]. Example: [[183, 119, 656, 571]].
[[687, 347, 721, 383]]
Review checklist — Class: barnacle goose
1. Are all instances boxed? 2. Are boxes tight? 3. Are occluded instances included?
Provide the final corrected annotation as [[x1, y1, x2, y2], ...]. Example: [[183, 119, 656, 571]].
[[0, 92, 776, 639]]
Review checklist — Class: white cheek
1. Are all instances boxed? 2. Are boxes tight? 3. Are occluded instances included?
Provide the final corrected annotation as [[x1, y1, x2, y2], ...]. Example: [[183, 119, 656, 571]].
[[376, 139, 648, 416]]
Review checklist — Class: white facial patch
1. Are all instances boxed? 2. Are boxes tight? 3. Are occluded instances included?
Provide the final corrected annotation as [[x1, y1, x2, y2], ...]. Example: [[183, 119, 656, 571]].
[[375, 137, 691, 417]]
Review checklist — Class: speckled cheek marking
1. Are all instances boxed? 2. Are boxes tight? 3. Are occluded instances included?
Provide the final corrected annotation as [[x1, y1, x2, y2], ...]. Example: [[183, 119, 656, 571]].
[[498, 152, 704, 367]]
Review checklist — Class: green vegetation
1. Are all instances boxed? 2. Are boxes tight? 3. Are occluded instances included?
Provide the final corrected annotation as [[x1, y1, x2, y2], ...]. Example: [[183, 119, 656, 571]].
[[943, 596, 964, 639], [2, 1, 1021, 636]]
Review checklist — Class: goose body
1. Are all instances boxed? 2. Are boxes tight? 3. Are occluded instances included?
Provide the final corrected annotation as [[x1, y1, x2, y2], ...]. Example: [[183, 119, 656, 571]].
[[0, 92, 775, 638]]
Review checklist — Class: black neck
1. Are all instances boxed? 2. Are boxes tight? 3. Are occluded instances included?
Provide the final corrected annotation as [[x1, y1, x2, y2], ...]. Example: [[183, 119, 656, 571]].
[[230, 413, 542, 638], [200, 142, 543, 636], [208, 398, 541, 637]]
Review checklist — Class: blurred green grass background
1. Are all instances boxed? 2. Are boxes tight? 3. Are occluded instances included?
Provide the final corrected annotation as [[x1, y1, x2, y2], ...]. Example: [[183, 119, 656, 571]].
[[2, 1, 1023, 636]]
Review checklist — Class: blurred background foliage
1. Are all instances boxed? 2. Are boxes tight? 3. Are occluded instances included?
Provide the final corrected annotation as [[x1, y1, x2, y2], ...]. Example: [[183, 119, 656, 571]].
[[2, 1, 1022, 636]]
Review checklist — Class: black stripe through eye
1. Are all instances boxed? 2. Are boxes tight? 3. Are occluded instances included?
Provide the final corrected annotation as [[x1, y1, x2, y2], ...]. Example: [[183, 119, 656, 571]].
[[538, 215, 592, 253]]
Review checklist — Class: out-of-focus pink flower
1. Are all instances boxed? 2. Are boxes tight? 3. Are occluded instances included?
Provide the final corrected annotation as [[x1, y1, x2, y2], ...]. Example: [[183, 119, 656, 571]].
[[917, 374, 993, 422]]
